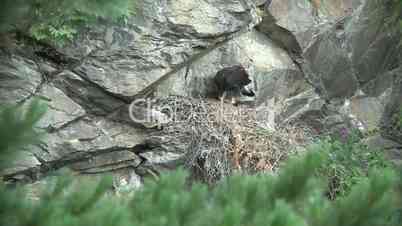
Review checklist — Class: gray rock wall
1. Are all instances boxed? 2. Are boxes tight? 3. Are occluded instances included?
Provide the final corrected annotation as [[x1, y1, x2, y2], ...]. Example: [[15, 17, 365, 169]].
[[1, 0, 401, 188]]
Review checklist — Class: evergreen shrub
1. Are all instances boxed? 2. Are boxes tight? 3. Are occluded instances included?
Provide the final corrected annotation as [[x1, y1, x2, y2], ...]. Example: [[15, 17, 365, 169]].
[[314, 129, 391, 199], [0, 0, 134, 45], [0, 101, 400, 226]]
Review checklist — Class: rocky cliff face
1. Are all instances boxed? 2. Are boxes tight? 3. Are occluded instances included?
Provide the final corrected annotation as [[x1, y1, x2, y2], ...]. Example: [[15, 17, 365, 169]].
[[1, 0, 401, 189]]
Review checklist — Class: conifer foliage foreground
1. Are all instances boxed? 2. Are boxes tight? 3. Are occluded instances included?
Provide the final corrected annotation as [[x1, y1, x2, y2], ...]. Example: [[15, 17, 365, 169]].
[[1, 101, 402, 226], [0, 153, 401, 226]]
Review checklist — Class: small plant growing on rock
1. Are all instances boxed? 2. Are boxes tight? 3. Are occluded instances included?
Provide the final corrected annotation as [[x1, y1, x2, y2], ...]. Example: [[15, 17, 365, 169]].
[[1, 0, 135, 46]]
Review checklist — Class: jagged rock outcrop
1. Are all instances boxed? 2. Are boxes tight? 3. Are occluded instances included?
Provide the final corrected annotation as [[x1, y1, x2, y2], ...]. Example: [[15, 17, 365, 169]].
[[0, 0, 401, 189], [0, 53, 43, 104], [258, 0, 401, 137], [0, 0, 264, 188]]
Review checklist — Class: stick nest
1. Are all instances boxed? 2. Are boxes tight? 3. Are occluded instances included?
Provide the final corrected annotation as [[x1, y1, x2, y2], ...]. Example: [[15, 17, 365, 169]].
[[151, 96, 313, 184]]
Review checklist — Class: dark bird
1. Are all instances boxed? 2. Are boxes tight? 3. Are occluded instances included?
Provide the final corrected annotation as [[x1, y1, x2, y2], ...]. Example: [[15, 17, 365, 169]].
[[214, 65, 255, 105]]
